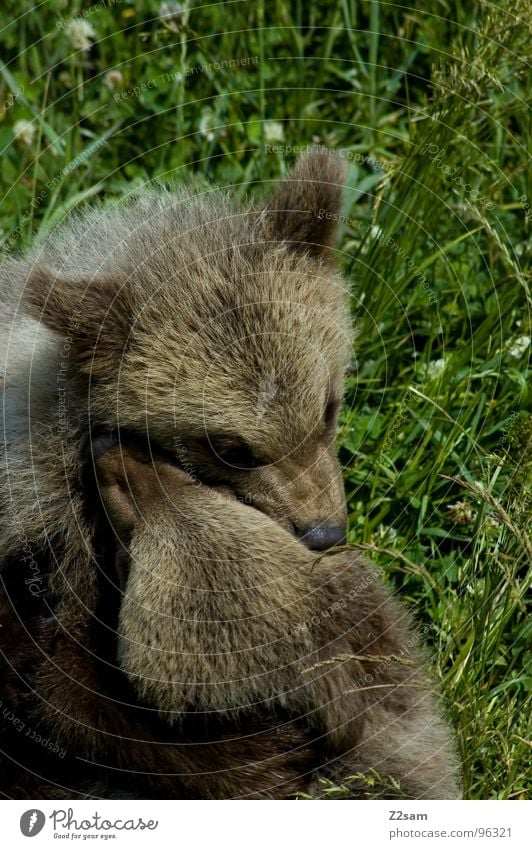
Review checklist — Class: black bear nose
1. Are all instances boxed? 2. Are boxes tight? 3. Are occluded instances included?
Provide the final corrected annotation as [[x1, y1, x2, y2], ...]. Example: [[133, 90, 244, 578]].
[[296, 523, 346, 551]]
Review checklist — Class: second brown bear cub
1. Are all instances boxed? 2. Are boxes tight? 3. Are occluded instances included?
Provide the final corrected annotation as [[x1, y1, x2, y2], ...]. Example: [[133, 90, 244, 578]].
[[92, 438, 461, 800]]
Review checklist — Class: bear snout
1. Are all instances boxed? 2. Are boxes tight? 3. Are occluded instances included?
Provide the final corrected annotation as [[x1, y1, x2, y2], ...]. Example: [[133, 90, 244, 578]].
[[295, 521, 346, 551]]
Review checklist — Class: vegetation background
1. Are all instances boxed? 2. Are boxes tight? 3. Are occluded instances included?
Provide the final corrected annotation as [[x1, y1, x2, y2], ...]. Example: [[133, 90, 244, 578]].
[[0, 0, 530, 799]]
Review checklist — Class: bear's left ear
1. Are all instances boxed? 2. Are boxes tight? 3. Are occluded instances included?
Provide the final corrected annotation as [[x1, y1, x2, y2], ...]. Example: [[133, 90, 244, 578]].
[[261, 149, 347, 257], [23, 266, 134, 377]]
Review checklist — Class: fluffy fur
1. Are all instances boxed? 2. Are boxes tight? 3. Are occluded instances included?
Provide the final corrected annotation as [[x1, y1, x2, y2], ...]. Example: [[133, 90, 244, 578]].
[[0, 440, 460, 799], [1, 151, 351, 593], [0, 151, 460, 799]]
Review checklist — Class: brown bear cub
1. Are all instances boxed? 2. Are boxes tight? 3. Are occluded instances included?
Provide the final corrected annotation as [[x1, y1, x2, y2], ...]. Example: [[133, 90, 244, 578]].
[[1, 150, 351, 796], [0, 150, 460, 798], [0, 437, 460, 799], [1, 149, 350, 593]]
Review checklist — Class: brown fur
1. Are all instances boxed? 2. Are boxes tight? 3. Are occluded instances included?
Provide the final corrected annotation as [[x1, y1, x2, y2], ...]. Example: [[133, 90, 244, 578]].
[[1, 152, 350, 588], [0, 152, 460, 798], [0, 585, 318, 799], [0, 441, 460, 799], [0, 151, 353, 798], [101, 444, 461, 798], [0, 446, 459, 798]]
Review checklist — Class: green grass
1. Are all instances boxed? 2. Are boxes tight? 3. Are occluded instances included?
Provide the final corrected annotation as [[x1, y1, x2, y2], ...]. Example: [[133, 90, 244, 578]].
[[1, 0, 530, 799]]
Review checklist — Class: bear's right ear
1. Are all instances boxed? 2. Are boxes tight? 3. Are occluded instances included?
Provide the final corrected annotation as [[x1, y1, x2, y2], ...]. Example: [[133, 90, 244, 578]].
[[23, 267, 134, 377], [94, 440, 195, 539], [95, 443, 148, 540], [261, 149, 347, 257]]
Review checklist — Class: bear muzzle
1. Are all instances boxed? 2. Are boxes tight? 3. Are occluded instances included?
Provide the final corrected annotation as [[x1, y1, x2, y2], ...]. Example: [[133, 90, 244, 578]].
[[295, 522, 347, 551]]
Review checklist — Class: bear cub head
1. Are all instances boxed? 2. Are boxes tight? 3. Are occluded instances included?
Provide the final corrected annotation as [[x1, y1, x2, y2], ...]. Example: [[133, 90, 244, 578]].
[[24, 150, 351, 549]]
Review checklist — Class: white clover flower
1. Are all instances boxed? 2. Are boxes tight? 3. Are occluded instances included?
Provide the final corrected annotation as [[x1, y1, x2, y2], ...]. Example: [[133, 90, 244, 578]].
[[507, 335, 530, 359], [373, 524, 399, 545], [13, 119, 35, 146], [65, 20, 96, 52], [58, 70, 73, 89], [424, 357, 446, 380], [263, 121, 284, 143], [199, 108, 215, 142], [159, 1, 184, 31], [104, 70, 124, 90]]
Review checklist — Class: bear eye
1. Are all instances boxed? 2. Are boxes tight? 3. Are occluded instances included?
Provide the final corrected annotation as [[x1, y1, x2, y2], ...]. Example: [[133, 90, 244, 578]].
[[209, 438, 264, 470]]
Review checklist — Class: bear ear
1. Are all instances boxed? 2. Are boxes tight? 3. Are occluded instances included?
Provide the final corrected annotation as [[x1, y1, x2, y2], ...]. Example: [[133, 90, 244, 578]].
[[261, 149, 347, 257], [94, 441, 148, 540], [23, 267, 133, 376], [94, 439, 192, 538]]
